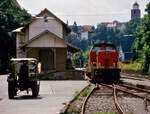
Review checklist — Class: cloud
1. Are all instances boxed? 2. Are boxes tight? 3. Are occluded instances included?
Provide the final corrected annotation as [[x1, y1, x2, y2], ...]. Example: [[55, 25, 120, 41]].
[[17, 0, 149, 25]]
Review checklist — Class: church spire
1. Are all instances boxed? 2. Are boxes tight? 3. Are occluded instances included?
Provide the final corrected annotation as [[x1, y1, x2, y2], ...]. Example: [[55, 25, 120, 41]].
[[131, 1, 141, 19]]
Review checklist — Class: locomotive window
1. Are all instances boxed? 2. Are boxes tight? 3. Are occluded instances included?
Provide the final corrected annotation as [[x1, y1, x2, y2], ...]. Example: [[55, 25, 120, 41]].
[[92, 47, 102, 52], [106, 46, 115, 51]]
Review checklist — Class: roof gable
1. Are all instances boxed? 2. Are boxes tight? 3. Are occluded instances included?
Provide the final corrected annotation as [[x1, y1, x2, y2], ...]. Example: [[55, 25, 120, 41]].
[[13, 8, 71, 34], [36, 8, 55, 17], [22, 30, 67, 48], [36, 8, 71, 34], [21, 30, 80, 52]]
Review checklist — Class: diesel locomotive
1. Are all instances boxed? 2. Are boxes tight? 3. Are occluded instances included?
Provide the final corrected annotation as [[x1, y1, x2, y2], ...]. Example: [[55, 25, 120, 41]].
[[85, 43, 121, 84]]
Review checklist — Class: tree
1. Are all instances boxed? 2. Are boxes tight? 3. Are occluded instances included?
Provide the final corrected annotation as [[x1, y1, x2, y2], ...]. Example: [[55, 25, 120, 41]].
[[124, 18, 141, 34], [0, 0, 31, 73], [73, 51, 84, 68], [88, 23, 121, 47], [68, 19, 141, 67], [120, 18, 141, 52], [132, 2, 150, 73], [83, 46, 91, 63]]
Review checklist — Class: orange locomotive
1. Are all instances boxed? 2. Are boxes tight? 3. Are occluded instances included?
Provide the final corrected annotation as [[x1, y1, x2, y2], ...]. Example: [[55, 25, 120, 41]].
[[85, 43, 121, 84]]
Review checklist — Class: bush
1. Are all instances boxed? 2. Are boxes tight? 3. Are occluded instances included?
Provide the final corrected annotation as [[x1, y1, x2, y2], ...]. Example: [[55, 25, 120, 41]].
[[118, 62, 142, 71]]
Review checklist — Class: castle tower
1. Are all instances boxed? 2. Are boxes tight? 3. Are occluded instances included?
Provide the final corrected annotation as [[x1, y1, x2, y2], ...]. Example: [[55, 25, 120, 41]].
[[131, 2, 141, 19]]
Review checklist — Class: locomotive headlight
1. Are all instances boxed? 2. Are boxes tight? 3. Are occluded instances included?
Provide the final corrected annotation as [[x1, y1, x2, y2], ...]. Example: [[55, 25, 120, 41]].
[[113, 63, 116, 67], [99, 63, 101, 67]]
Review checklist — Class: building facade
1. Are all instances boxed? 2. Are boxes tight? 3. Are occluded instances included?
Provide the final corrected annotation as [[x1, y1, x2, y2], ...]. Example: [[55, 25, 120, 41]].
[[102, 21, 126, 30], [70, 22, 92, 40], [13, 9, 79, 73]]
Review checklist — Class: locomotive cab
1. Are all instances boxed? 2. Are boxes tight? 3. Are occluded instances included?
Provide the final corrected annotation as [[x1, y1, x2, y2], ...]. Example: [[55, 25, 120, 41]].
[[86, 43, 121, 84]]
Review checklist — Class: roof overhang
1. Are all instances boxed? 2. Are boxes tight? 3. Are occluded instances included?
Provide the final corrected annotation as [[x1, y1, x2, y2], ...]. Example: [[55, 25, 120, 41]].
[[12, 27, 24, 33], [67, 43, 80, 53], [21, 30, 66, 48], [19, 30, 80, 53]]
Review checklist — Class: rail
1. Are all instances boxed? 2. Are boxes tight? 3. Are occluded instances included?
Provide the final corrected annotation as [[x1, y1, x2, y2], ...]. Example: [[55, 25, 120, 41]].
[[81, 84, 126, 114], [113, 84, 126, 114], [101, 84, 126, 114], [81, 85, 96, 114], [116, 84, 150, 101], [119, 84, 150, 94]]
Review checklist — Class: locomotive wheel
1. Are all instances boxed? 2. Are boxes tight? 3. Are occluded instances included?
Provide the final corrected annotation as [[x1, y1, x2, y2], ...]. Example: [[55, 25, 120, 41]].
[[8, 82, 15, 99]]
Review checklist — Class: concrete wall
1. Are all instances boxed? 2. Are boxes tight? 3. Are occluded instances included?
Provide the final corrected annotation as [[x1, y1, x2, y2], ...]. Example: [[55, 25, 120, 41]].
[[16, 33, 25, 49], [16, 33, 19, 49], [39, 70, 85, 80]]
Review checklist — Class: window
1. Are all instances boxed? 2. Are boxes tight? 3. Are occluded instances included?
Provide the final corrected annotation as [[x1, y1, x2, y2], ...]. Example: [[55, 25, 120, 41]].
[[106, 46, 115, 51], [92, 46, 102, 52], [44, 15, 48, 22]]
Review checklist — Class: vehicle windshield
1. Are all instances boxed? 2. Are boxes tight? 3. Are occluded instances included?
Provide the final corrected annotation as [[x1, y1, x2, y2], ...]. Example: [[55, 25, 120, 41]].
[[106, 46, 115, 51], [92, 46, 102, 52], [29, 64, 36, 72]]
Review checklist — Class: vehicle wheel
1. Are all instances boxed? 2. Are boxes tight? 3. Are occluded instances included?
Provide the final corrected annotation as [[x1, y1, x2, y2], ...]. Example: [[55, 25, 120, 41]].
[[36, 82, 40, 95], [32, 82, 40, 97], [8, 82, 15, 99]]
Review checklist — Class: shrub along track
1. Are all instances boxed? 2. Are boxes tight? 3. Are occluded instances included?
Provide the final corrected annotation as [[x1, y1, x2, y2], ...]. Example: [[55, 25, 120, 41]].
[[81, 83, 150, 114]]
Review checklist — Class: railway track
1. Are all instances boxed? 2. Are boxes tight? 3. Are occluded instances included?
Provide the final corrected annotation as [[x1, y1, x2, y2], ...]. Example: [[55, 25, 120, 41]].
[[81, 84, 126, 114], [112, 84, 126, 114], [81, 83, 150, 114], [81, 85, 96, 114]]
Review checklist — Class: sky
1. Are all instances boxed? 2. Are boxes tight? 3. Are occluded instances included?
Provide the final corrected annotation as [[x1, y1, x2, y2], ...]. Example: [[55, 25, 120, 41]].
[[17, 0, 150, 26]]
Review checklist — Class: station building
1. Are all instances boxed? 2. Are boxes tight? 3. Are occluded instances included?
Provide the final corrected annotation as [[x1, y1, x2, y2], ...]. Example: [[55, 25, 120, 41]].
[[13, 9, 80, 74]]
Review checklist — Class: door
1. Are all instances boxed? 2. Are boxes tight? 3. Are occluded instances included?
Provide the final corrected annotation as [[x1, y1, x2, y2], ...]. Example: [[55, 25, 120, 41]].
[[39, 49, 54, 72]]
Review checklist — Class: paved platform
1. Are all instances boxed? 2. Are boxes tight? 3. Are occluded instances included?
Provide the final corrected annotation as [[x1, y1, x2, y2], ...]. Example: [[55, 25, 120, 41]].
[[0, 75, 88, 114], [121, 74, 150, 89]]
